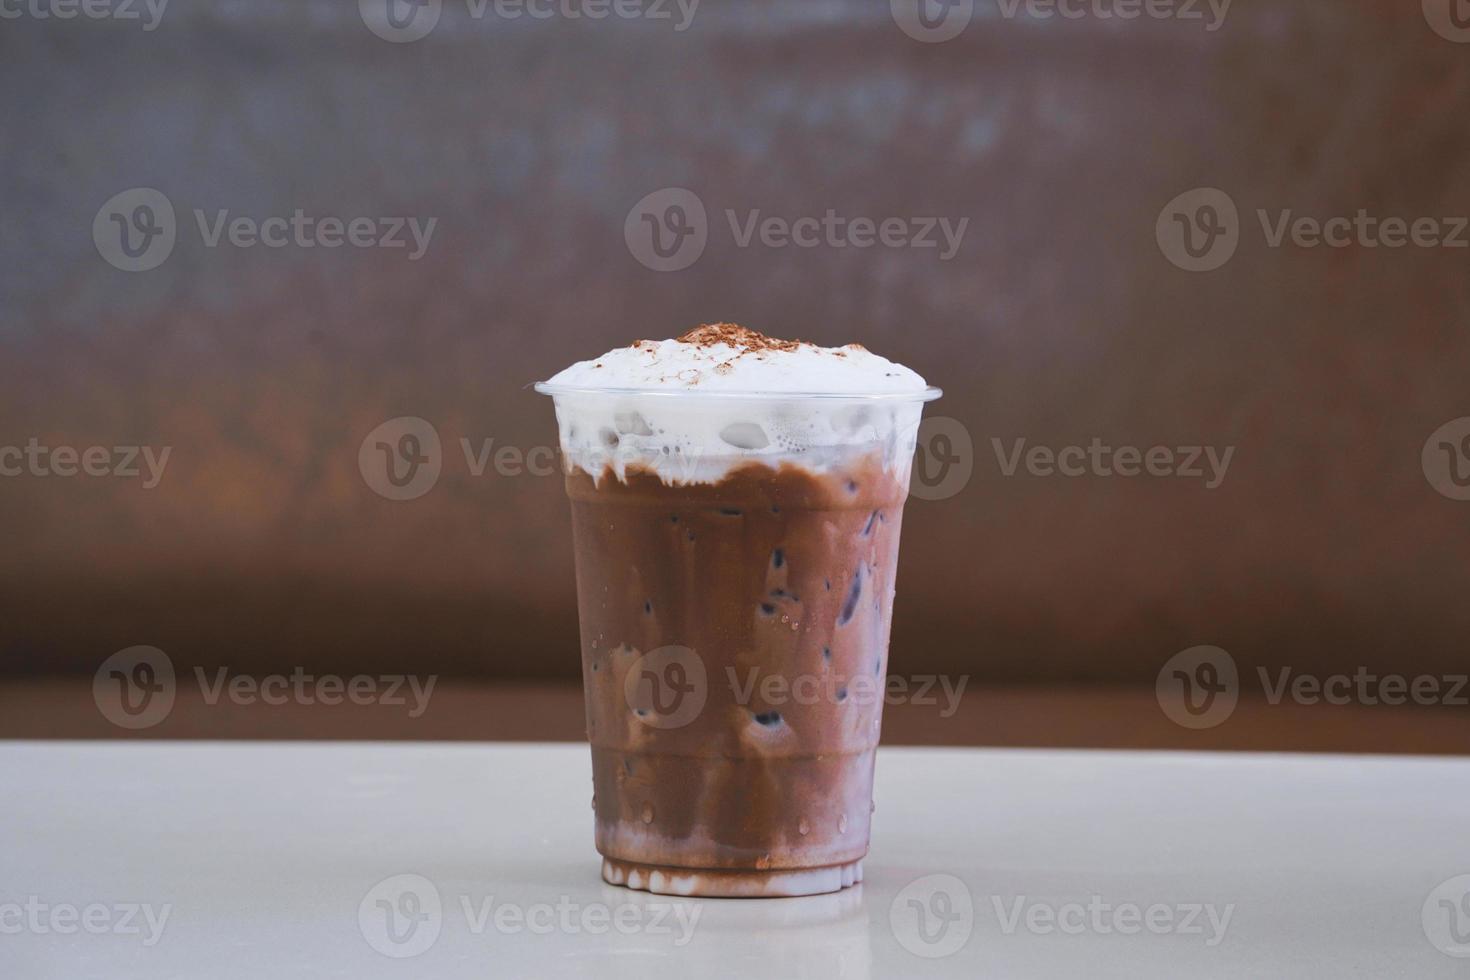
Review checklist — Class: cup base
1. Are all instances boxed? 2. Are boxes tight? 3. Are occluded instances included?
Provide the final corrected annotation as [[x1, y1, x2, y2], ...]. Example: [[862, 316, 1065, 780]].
[[601, 856, 863, 898]]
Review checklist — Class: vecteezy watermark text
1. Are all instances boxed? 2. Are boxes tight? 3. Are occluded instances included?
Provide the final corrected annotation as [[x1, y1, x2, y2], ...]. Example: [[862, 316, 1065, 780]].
[[1256, 210, 1469, 251], [92, 646, 437, 730], [725, 210, 968, 261], [1257, 667, 1468, 708], [359, 0, 699, 43], [888, 874, 1233, 959], [0, 439, 170, 488], [461, 0, 697, 26], [992, 437, 1235, 489], [624, 188, 970, 272], [726, 668, 969, 718], [1157, 645, 1470, 730], [0, 0, 167, 29], [995, 0, 1231, 30], [194, 667, 436, 717], [358, 874, 701, 957], [890, 0, 1229, 43], [906, 421, 1235, 499], [991, 894, 1233, 946], [1158, 187, 1470, 272], [94, 188, 437, 272], [621, 643, 972, 730], [0, 898, 171, 947], [194, 210, 435, 259]]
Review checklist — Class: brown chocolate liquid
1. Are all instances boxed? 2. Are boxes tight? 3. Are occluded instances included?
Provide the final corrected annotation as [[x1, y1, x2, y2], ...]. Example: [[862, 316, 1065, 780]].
[[567, 454, 907, 874]]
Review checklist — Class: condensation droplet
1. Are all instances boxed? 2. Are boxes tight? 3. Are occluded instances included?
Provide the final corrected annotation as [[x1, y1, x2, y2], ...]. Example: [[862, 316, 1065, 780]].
[[838, 814, 849, 834], [798, 818, 810, 836], [641, 803, 655, 824]]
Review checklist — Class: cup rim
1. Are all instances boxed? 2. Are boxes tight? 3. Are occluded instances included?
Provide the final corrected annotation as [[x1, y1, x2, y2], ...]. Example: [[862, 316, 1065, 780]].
[[533, 382, 943, 403]]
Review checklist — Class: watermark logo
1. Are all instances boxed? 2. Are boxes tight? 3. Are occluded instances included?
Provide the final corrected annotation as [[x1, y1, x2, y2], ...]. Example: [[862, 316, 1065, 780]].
[[1422, 417, 1470, 501], [890, 0, 973, 42], [92, 646, 176, 731], [625, 188, 707, 272], [360, 0, 441, 41], [624, 645, 707, 729], [910, 416, 974, 501], [1424, 875, 1470, 957], [360, 874, 442, 958], [1156, 188, 1239, 273], [359, 416, 443, 501], [890, 874, 974, 958], [1423, 0, 1470, 42], [94, 188, 176, 273], [1155, 645, 1238, 730]]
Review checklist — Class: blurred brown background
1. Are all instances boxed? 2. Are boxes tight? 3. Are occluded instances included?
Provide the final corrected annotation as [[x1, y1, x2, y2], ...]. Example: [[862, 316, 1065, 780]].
[[3, 0, 1469, 749]]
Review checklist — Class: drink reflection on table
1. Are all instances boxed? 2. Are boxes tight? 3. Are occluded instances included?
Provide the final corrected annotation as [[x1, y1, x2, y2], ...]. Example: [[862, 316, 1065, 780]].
[[584, 883, 872, 980]]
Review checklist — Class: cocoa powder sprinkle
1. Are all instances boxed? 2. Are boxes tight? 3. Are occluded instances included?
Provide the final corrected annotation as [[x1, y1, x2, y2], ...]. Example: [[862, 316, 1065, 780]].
[[675, 323, 805, 354]]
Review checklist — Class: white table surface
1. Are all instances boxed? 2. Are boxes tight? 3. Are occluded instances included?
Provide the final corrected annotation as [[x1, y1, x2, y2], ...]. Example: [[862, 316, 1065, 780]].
[[2, 742, 1467, 979]]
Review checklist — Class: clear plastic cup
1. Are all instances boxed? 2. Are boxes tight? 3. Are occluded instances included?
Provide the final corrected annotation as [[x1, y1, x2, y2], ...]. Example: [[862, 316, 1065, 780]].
[[536, 384, 941, 897]]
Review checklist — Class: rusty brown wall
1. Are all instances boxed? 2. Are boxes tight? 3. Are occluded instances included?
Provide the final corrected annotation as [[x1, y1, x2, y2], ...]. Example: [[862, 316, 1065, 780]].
[[3, 0, 1470, 686]]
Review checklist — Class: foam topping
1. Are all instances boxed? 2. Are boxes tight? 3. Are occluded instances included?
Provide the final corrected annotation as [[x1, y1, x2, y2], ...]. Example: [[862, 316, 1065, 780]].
[[543, 324, 928, 395], [539, 325, 933, 484]]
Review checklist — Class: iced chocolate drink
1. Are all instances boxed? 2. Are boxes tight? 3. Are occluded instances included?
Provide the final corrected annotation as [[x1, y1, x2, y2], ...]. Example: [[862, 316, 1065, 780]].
[[537, 324, 939, 897]]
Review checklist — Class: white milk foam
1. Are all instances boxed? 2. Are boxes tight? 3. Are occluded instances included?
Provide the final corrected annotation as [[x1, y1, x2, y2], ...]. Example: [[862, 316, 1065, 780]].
[[540, 331, 932, 485]]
